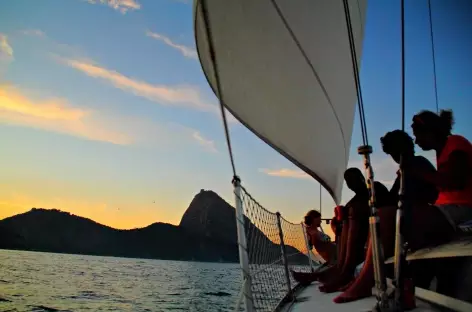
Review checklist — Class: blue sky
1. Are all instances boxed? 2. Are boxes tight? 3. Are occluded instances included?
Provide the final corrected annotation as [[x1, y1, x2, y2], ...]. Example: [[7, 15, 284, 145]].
[[0, 0, 471, 230]]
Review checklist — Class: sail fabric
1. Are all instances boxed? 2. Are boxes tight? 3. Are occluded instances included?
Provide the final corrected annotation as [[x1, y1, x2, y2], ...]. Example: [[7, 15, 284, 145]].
[[194, 0, 367, 204]]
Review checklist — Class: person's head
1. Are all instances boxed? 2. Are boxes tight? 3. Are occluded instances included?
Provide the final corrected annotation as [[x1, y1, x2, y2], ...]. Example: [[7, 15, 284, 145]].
[[344, 167, 366, 193], [381, 130, 415, 164], [304, 210, 321, 228], [411, 109, 454, 151]]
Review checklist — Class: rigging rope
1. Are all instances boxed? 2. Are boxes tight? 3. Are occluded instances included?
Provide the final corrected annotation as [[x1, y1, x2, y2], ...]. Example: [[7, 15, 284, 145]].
[[428, 0, 439, 114], [319, 184, 322, 215], [401, 0, 406, 131], [200, 0, 238, 178], [342, 0, 369, 146], [269, 0, 350, 161]]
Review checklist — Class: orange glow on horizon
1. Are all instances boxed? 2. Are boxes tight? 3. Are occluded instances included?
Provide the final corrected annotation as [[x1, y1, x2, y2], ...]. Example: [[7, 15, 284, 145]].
[[0, 193, 183, 230]]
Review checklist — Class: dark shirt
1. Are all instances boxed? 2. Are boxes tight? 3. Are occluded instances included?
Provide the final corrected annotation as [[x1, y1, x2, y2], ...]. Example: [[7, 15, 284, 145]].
[[390, 156, 438, 205], [345, 181, 392, 220]]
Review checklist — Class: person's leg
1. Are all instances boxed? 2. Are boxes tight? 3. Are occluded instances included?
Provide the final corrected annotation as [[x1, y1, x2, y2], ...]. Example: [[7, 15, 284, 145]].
[[319, 204, 369, 292], [315, 220, 350, 284], [334, 203, 456, 304], [292, 229, 345, 285], [333, 205, 397, 302]]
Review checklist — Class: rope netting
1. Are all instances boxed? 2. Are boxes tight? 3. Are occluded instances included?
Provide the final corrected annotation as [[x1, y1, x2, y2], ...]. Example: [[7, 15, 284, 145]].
[[236, 185, 321, 312], [279, 216, 320, 273]]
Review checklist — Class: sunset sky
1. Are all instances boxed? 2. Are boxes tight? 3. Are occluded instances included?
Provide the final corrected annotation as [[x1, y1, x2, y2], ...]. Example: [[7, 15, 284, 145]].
[[0, 0, 471, 230]]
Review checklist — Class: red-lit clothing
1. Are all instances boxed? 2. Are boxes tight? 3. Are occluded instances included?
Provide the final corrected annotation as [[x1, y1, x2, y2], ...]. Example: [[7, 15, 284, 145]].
[[436, 135, 472, 207]]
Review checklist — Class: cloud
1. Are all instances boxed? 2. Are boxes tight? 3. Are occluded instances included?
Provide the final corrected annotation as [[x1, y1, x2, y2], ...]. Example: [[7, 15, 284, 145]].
[[0, 85, 218, 152], [163, 123, 218, 153], [191, 130, 218, 153], [86, 0, 141, 13], [0, 85, 131, 144], [61, 58, 220, 113], [60, 58, 238, 123], [0, 34, 13, 60], [259, 168, 310, 179], [19, 29, 46, 37], [146, 31, 197, 60]]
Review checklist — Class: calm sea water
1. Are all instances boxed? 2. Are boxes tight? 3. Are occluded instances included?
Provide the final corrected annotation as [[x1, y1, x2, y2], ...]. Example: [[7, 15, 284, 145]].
[[0, 250, 242, 312]]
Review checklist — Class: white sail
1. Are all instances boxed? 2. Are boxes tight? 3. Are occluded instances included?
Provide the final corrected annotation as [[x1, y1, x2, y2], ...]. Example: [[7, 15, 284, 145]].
[[194, 0, 367, 203]]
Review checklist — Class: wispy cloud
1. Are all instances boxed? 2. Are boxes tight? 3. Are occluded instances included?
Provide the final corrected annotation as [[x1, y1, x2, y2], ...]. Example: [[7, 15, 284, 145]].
[[61, 58, 218, 113], [0, 85, 131, 144], [0, 84, 219, 152], [86, 0, 141, 13], [0, 34, 13, 60], [191, 130, 218, 153], [259, 168, 310, 179], [19, 29, 46, 37], [146, 31, 197, 60]]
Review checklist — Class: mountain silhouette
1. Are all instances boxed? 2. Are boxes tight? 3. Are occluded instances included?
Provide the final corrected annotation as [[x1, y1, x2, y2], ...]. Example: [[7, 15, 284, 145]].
[[0, 190, 310, 264]]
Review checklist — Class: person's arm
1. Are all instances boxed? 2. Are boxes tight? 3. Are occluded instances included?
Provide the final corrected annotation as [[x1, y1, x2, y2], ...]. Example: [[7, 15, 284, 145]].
[[330, 217, 337, 234], [306, 228, 313, 249], [389, 176, 400, 201], [373, 181, 392, 206], [413, 151, 469, 189]]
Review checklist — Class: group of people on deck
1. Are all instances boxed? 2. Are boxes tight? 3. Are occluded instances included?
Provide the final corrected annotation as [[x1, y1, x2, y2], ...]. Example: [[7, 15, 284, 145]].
[[295, 109, 472, 308]]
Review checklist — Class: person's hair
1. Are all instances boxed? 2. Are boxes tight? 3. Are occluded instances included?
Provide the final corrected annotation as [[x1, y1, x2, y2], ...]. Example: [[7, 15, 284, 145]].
[[412, 109, 454, 138], [304, 209, 321, 226], [344, 167, 365, 181], [380, 130, 415, 155]]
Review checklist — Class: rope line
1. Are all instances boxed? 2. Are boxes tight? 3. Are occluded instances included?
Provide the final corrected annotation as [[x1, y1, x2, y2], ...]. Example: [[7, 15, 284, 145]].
[[342, 0, 368, 146], [319, 184, 322, 215], [401, 0, 406, 131], [269, 0, 349, 162], [428, 0, 439, 113], [200, 0, 238, 178]]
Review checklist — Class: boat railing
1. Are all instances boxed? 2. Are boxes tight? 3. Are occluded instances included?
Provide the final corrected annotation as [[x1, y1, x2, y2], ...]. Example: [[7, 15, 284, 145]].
[[233, 182, 322, 312]]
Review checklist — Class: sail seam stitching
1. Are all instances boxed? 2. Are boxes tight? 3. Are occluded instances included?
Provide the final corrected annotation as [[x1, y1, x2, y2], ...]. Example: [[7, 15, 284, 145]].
[[269, 0, 349, 166]]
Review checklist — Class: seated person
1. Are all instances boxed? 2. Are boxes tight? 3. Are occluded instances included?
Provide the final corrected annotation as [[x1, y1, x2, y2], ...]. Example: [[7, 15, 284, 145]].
[[316, 168, 392, 292], [333, 129, 456, 307], [381, 130, 441, 290], [410, 109, 472, 227], [304, 210, 336, 264], [383, 129, 438, 207], [292, 210, 336, 285]]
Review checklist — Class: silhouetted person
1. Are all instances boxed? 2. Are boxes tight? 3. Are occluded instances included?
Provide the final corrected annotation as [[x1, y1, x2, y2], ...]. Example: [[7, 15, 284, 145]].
[[304, 210, 336, 264], [334, 129, 456, 308], [411, 109, 472, 226], [316, 168, 391, 292]]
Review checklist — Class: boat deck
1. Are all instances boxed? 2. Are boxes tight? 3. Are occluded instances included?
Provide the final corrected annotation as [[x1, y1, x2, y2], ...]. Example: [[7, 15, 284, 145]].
[[285, 282, 441, 312]]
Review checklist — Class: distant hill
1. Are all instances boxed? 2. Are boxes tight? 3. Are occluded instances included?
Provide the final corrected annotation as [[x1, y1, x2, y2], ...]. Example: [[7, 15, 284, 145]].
[[0, 190, 309, 264]]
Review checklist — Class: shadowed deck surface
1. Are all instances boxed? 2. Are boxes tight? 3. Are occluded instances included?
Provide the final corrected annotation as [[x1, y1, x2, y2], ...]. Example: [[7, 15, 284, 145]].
[[286, 282, 441, 312]]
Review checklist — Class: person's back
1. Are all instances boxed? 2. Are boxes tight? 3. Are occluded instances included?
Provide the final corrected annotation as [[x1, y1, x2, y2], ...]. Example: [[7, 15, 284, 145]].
[[381, 129, 438, 206], [390, 155, 438, 205], [412, 110, 472, 226], [436, 134, 472, 207]]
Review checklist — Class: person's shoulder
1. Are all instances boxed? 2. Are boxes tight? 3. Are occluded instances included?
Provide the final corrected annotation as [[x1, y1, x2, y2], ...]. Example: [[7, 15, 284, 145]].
[[447, 135, 472, 157], [373, 181, 389, 193], [374, 180, 387, 188], [448, 134, 472, 148], [413, 155, 435, 167]]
